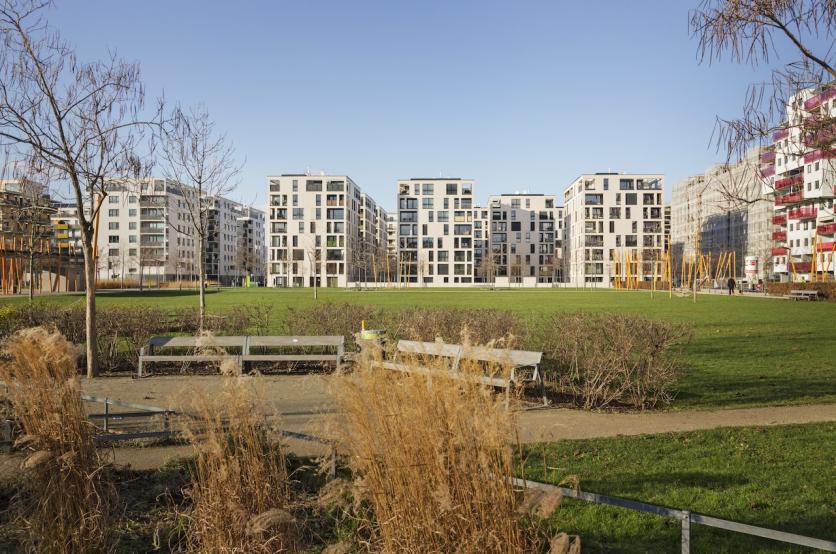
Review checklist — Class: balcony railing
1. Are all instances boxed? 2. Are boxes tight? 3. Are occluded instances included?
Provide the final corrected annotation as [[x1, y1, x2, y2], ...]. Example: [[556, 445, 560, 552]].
[[775, 192, 803, 206], [773, 128, 789, 142], [760, 150, 775, 163], [817, 223, 836, 235], [803, 149, 836, 164], [760, 166, 775, 178], [788, 207, 817, 220], [774, 174, 803, 190], [772, 214, 787, 225], [792, 261, 812, 272], [771, 247, 787, 256], [772, 231, 786, 241], [816, 241, 835, 252]]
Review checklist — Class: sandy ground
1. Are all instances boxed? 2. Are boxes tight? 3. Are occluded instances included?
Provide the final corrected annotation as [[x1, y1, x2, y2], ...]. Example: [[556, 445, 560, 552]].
[[4, 374, 834, 471]]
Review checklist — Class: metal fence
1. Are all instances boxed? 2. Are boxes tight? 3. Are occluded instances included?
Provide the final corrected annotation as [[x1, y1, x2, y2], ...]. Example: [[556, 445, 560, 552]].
[[512, 477, 836, 553]]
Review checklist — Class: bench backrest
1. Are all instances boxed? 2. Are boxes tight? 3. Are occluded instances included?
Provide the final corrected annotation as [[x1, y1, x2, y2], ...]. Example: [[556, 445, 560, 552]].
[[149, 336, 247, 349], [396, 340, 462, 359], [395, 340, 542, 368], [248, 335, 344, 348]]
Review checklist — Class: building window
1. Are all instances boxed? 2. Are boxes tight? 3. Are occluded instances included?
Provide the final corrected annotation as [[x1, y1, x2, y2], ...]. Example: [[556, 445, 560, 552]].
[[108, 196, 118, 204], [108, 235, 119, 244], [108, 209, 119, 217], [446, 183, 458, 195]]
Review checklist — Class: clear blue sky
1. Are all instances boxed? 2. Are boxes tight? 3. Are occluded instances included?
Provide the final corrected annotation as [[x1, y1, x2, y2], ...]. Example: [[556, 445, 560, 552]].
[[53, 0, 798, 211]]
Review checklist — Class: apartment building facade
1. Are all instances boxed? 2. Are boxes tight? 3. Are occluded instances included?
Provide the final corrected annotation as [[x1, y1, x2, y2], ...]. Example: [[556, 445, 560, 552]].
[[486, 194, 563, 285], [266, 174, 387, 287], [396, 178, 475, 285], [563, 173, 664, 286], [670, 148, 772, 282], [766, 85, 836, 281], [95, 179, 264, 286]]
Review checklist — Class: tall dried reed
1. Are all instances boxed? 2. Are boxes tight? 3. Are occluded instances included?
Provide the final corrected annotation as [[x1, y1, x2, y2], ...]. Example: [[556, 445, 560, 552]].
[[331, 350, 574, 552], [181, 376, 298, 552], [0, 327, 112, 553]]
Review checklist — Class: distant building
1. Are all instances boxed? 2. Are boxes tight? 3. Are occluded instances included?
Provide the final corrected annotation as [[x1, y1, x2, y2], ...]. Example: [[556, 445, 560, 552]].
[[266, 174, 387, 287], [563, 173, 664, 286], [670, 148, 772, 282], [396, 178, 475, 286], [487, 194, 562, 285], [766, 84, 836, 281]]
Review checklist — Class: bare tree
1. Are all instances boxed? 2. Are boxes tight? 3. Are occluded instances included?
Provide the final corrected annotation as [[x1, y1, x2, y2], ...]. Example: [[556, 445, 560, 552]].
[[691, 0, 836, 165], [161, 106, 241, 330], [0, 1, 155, 377]]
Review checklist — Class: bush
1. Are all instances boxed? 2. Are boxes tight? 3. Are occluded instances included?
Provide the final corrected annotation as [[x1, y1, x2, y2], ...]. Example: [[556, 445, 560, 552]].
[[285, 303, 386, 351], [541, 312, 691, 409]]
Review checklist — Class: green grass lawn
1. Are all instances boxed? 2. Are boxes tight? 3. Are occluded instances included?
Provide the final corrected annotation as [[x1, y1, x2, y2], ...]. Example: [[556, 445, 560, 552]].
[[2, 287, 835, 410], [522, 422, 835, 553]]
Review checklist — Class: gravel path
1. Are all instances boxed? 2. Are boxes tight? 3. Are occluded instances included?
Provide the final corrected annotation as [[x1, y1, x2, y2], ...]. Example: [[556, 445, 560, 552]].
[[70, 374, 836, 470]]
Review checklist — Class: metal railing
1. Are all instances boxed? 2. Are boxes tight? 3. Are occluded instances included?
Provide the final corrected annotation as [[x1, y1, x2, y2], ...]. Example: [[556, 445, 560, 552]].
[[512, 477, 836, 553]]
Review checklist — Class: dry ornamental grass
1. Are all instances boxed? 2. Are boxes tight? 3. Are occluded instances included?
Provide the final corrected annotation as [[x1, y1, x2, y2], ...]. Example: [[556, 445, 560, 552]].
[[0, 326, 113, 553]]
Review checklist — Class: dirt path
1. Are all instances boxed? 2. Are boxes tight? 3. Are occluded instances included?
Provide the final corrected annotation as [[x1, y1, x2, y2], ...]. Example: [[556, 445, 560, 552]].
[[72, 375, 836, 469]]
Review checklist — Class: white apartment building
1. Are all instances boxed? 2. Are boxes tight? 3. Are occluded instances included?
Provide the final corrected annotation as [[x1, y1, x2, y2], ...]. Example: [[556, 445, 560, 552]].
[[266, 174, 387, 287], [670, 148, 773, 282], [95, 179, 264, 286], [396, 178, 475, 286], [235, 205, 267, 285], [563, 173, 664, 286], [766, 84, 836, 281], [487, 194, 563, 285]]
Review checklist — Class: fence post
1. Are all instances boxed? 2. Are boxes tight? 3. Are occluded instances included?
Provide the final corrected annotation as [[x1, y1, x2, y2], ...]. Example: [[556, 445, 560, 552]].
[[103, 399, 109, 433], [163, 411, 170, 437], [681, 510, 691, 554]]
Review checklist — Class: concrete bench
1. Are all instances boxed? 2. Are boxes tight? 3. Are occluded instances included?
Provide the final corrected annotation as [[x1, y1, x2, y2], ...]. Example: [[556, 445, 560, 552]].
[[787, 290, 820, 301], [374, 339, 546, 406], [138, 335, 344, 377]]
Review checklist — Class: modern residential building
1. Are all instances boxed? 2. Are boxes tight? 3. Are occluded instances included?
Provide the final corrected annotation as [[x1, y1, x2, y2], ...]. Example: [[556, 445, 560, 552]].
[[670, 148, 773, 282], [95, 178, 264, 286], [563, 173, 665, 286], [486, 194, 562, 285], [396, 178, 475, 286], [473, 205, 490, 283], [766, 84, 836, 281], [266, 174, 386, 287], [234, 205, 267, 286]]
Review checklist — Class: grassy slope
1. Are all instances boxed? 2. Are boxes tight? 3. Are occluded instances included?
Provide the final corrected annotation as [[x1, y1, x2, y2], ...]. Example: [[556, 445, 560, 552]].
[[2, 287, 835, 409], [522, 422, 836, 553]]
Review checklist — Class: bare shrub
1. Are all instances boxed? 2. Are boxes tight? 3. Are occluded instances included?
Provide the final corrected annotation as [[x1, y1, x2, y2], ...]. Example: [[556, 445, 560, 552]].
[[394, 307, 525, 346], [330, 353, 575, 552], [286, 303, 385, 349], [181, 378, 297, 552], [0, 327, 112, 552], [542, 313, 691, 409]]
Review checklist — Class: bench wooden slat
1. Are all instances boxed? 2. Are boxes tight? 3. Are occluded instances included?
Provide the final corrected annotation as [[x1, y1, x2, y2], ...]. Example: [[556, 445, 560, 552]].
[[242, 354, 340, 362], [376, 361, 510, 388], [247, 336, 344, 347], [149, 336, 247, 348]]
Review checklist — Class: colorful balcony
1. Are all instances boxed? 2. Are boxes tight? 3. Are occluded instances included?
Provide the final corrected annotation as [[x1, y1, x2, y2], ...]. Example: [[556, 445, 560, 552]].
[[816, 242, 835, 252], [774, 174, 803, 190], [788, 207, 817, 220], [760, 150, 775, 163], [817, 223, 836, 235], [792, 261, 812, 272], [772, 231, 786, 241], [804, 87, 836, 110], [775, 192, 803, 206], [772, 214, 787, 225], [760, 166, 775, 178], [771, 247, 788, 256], [803, 149, 836, 164], [773, 128, 789, 142]]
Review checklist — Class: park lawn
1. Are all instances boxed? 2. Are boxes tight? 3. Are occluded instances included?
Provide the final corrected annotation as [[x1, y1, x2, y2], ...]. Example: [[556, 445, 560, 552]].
[[521, 422, 835, 553], [1, 287, 835, 410]]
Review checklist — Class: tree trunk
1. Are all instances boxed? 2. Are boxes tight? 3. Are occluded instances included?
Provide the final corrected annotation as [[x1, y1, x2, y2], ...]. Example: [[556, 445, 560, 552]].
[[198, 239, 206, 331], [82, 242, 98, 378], [27, 250, 35, 302]]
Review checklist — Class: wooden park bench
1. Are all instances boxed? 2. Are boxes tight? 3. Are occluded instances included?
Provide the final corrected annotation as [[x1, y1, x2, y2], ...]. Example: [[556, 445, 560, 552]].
[[787, 290, 820, 301], [138, 335, 344, 377], [373, 339, 546, 407]]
